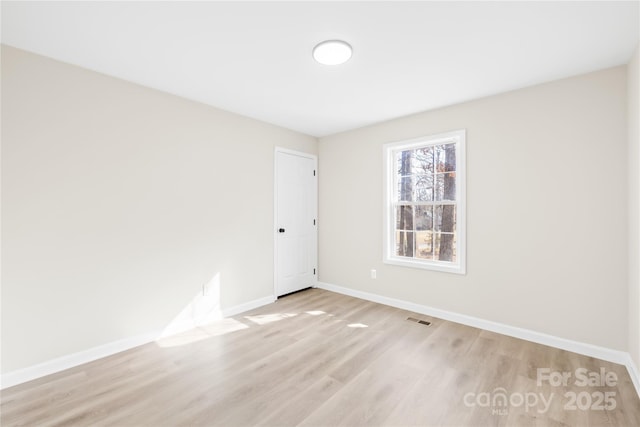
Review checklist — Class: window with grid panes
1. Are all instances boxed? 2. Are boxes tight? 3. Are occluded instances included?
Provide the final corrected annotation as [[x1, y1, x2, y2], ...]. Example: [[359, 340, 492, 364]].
[[383, 130, 466, 274]]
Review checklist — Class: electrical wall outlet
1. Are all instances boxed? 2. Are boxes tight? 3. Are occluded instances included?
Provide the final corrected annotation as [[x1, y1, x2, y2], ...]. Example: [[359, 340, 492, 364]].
[[203, 282, 212, 296]]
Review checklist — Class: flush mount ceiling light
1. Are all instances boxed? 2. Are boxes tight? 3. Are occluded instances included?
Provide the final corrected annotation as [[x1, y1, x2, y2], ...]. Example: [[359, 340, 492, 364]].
[[312, 40, 352, 65]]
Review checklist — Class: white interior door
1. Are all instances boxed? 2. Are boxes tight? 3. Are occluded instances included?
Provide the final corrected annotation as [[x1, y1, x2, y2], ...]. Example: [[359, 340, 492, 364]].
[[275, 148, 317, 297]]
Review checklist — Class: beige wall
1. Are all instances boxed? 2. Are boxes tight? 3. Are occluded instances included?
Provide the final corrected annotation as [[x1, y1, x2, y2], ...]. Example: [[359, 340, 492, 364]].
[[629, 43, 640, 370], [1, 46, 317, 373], [319, 66, 628, 351]]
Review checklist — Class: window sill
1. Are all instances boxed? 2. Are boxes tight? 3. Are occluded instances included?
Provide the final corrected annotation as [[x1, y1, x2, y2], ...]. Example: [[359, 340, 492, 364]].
[[383, 257, 466, 275]]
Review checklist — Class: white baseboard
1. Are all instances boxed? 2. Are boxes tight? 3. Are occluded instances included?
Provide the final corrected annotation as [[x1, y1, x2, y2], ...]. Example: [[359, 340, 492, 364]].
[[317, 281, 640, 396], [625, 354, 640, 399], [0, 330, 160, 390], [222, 295, 276, 317], [0, 295, 275, 390]]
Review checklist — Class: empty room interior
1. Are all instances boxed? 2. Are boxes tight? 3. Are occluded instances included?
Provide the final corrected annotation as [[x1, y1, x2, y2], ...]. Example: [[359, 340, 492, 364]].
[[2, 1, 640, 426]]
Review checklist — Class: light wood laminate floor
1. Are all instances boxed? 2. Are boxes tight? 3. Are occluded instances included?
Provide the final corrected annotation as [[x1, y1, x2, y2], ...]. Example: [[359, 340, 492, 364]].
[[2, 288, 639, 426]]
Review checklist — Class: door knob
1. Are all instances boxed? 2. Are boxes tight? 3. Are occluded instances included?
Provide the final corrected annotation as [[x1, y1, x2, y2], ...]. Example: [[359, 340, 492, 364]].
[[278, 228, 285, 233]]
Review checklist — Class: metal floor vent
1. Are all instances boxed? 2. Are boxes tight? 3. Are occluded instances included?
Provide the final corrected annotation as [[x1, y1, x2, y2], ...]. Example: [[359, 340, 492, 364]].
[[407, 317, 431, 326]]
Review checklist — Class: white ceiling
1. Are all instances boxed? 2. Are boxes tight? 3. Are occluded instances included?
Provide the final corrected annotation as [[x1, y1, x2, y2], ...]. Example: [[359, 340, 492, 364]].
[[2, 1, 639, 137]]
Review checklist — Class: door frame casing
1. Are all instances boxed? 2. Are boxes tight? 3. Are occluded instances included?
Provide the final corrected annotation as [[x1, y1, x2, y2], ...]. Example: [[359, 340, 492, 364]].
[[273, 147, 318, 297]]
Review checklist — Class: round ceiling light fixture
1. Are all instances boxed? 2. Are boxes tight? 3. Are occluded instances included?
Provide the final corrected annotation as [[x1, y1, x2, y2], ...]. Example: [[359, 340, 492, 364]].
[[312, 40, 352, 65]]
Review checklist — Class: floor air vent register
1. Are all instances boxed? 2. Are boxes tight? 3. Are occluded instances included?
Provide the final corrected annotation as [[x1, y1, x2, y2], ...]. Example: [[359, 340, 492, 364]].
[[406, 317, 432, 326]]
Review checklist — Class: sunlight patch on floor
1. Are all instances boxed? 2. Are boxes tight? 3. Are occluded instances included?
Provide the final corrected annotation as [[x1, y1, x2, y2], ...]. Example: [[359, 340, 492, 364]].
[[156, 318, 249, 347], [244, 312, 298, 325], [347, 323, 368, 328], [305, 310, 326, 316]]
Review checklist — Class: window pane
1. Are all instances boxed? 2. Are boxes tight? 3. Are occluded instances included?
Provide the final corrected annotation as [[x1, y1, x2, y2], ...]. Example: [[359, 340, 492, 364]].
[[444, 143, 456, 172], [434, 172, 456, 201], [415, 205, 433, 231], [434, 205, 456, 232], [395, 231, 415, 257], [398, 175, 412, 201], [434, 143, 456, 172], [395, 205, 413, 230], [396, 150, 413, 203], [412, 147, 434, 174], [434, 145, 446, 172], [415, 174, 434, 201], [434, 232, 456, 262], [416, 231, 434, 260]]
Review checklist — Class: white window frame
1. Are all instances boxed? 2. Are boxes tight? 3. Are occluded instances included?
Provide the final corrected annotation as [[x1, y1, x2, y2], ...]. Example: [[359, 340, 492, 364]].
[[382, 129, 466, 274]]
